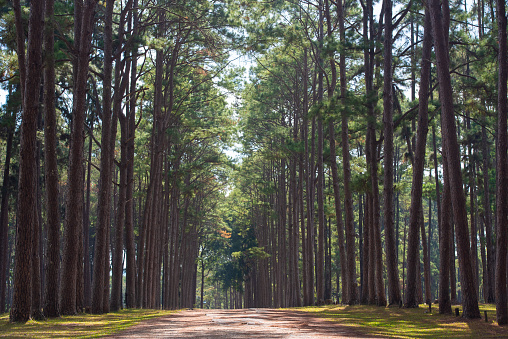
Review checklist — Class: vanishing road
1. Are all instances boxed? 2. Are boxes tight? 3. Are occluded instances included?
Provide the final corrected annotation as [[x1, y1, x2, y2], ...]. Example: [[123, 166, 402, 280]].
[[105, 308, 378, 338]]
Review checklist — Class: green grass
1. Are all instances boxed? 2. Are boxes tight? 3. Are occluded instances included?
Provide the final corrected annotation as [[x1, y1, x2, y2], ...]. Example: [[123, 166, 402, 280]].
[[0, 309, 176, 338], [295, 303, 508, 338]]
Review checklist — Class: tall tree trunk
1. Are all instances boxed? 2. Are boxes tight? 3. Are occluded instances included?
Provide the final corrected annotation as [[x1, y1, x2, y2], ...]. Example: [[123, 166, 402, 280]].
[[482, 123, 495, 303], [91, 0, 114, 314], [0, 112, 14, 314], [439, 152, 453, 314], [304, 50, 314, 307], [31, 116, 43, 320], [325, 0, 347, 306], [42, 0, 60, 317], [338, 0, 357, 305], [60, 0, 96, 316], [83, 132, 93, 310], [124, 0, 138, 309], [429, 0, 480, 319], [10, 0, 45, 322], [495, 0, 508, 325], [405, 8, 431, 308], [316, 0, 325, 306], [382, 0, 401, 306]]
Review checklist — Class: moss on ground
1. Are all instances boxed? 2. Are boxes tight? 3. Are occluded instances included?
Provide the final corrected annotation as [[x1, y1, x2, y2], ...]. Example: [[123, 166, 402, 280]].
[[0, 309, 176, 338]]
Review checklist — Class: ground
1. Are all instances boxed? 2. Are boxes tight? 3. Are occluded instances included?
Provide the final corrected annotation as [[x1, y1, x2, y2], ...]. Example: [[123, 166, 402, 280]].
[[104, 308, 378, 338]]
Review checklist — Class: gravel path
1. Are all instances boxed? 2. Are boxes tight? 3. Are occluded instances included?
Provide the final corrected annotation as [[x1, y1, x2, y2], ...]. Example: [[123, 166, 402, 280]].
[[104, 308, 380, 338]]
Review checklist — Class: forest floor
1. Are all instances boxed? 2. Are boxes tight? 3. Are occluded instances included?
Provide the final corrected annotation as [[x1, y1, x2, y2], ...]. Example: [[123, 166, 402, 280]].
[[104, 305, 508, 339], [103, 308, 376, 338], [1, 304, 507, 338]]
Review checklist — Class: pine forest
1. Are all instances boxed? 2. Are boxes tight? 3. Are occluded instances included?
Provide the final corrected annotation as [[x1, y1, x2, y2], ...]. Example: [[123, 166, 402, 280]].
[[1, 0, 508, 328]]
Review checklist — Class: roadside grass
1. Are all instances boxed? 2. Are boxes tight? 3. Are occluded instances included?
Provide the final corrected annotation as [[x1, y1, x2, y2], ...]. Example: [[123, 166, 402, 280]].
[[297, 303, 508, 338], [0, 309, 176, 338]]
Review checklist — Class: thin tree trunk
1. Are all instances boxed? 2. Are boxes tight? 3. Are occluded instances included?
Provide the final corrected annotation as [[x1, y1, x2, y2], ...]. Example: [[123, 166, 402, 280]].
[[482, 123, 495, 303], [405, 8, 431, 308], [91, 0, 114, 314], [0, 113, 13, 314], [382, 0, 400, 306], [337, 0, 357, 305], [495, 0, 508, 325], [42, 0, 60, 317], [60, 0, 95, 316]]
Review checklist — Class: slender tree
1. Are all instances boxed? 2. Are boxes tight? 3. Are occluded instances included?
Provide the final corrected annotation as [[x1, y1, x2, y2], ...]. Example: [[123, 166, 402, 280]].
[[382, 0, 401, 306], [429, 0, 480, 319], [10, 0, 45, 322], [42, 0, 60, 318], [60, 0, 97, 315], [495, 0, 508, 325]]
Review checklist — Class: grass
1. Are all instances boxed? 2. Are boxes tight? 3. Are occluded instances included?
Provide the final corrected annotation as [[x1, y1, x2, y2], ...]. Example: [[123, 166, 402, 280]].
[[0, 309, 176, 338], [295, 303, 508, 338]]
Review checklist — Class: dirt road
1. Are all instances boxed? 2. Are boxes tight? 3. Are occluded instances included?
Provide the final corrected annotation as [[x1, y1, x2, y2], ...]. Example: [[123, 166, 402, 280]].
[[105, 308, 378, 338]]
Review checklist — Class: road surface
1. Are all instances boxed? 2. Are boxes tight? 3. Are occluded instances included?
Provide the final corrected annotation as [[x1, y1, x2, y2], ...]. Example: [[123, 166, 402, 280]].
[[105, 308, 379, 338]]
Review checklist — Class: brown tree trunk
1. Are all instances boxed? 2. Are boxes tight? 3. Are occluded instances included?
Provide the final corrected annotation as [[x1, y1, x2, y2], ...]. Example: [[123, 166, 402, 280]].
[[42, 0, 60, 318], [324, 0, 347, 306], [0, 113, 14, 314], [60, 0, 96, 316], [382, 0, 401, 306], [337, 0, 357, 306], [303, 50, 314, 307], [124, 0, 138, 309], [429, 0, 480, 319], [91, 0, 114, 314], [316, 0, 325, 306], [439, 152, 452, 314], [405, 8, 431, 308], [495, 0, 508, 325], [10, 0, 45, 322], [482, 124, 495, 303]]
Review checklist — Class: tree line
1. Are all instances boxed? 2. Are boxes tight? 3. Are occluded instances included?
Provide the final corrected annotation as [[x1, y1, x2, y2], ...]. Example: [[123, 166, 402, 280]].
[[218, 0, 508, 325], [0, 0, 237, 322], [1, 0, 508, 328]]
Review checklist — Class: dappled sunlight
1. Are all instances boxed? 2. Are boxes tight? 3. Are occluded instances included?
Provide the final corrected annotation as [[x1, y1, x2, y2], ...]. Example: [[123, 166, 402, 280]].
[[0, 310, 176, 338], [292, 304, 508, 338]]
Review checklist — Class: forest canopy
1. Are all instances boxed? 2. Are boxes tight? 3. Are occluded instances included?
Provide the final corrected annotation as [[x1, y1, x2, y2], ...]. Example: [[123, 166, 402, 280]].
[[0, 0, 508, 327]]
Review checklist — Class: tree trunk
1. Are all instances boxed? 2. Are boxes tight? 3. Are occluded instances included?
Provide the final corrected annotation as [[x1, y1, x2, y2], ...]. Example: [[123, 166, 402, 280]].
[[10, 0, 45, 322], [124, 0, 138, 309], [429, 0, 480, 319], [42, 0, 60, 317], [91, 0, 114, 314], [0, 113, 13, 314], [482, 123, 495, 303], [495, 0, 508, 325], [405, 8, 431, 308], [439, 152, 452, 314], [382, 0, 401, 306], [60, 0, 95, 316], [337, 0, 357, 305]]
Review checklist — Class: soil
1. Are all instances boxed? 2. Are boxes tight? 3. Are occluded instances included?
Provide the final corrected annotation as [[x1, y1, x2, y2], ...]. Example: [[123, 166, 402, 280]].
[[104, 308, 380, 338]]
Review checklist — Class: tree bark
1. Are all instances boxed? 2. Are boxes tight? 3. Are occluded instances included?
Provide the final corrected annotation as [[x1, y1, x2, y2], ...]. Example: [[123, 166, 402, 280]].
[[405, 8, 431, 308], [42, 0, 60, 318], [61, 0, 96, 316], [10, 0, 45, 322], [91, 0, 115, 314], [0, 112, 14, 314], [495, 0, 508, 325], [429, 0, 480, 319], [382, 0, 401, 306]]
